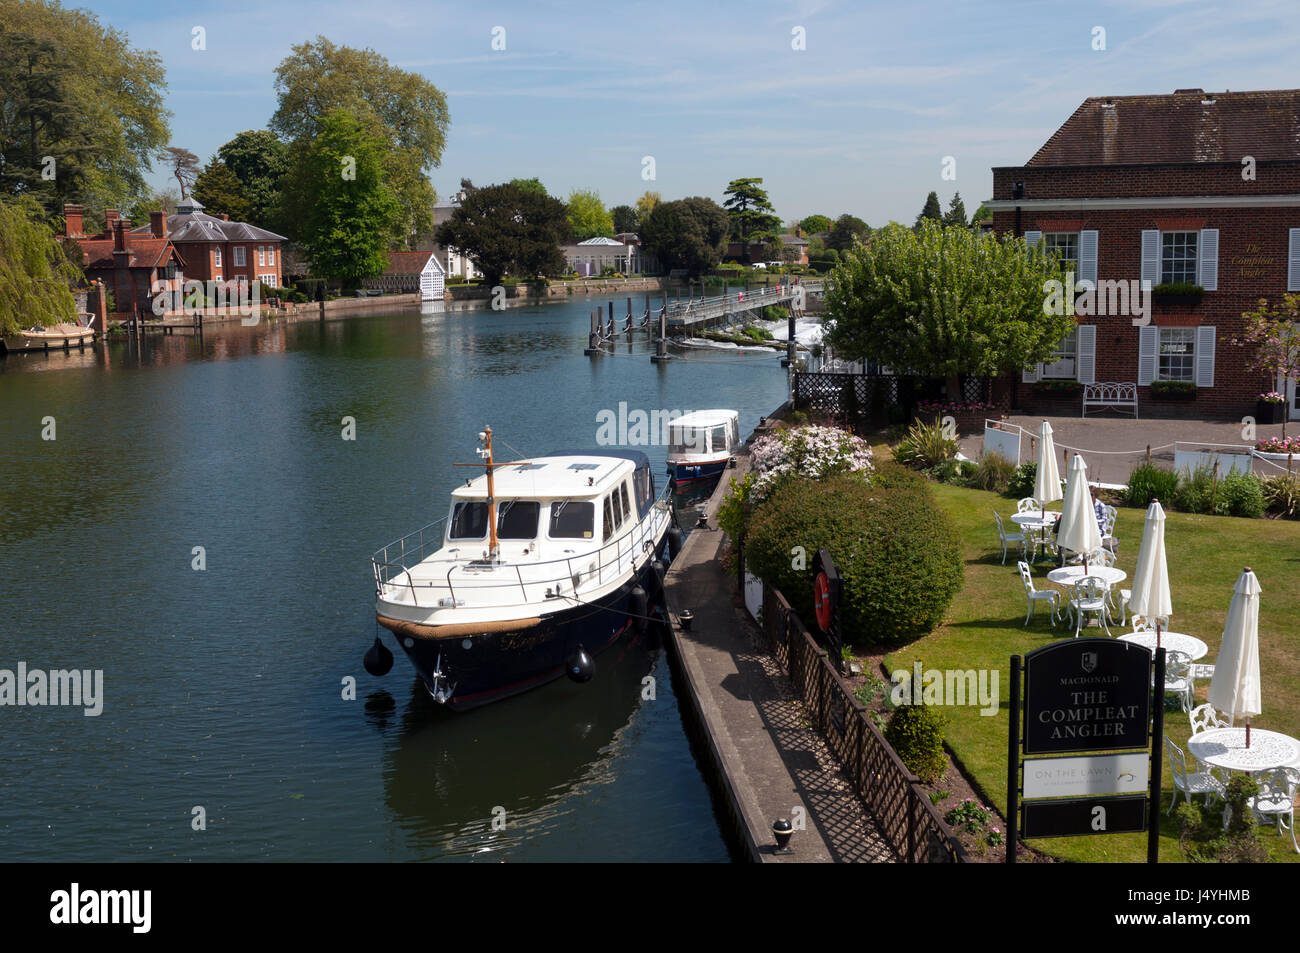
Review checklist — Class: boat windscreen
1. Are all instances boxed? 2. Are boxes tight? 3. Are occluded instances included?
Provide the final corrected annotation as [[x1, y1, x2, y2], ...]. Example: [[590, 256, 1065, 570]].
[[549, 500, 595, 539], [496, 500, 539, 539], [710, 425, 728, 452], [449, 501, 488, 539]]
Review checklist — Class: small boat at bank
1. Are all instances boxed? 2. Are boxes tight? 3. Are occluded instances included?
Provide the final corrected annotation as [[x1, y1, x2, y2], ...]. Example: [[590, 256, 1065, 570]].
[[666, 409, 740, 483], [0, 313, 97, 356], [369, 427, 679, 710]]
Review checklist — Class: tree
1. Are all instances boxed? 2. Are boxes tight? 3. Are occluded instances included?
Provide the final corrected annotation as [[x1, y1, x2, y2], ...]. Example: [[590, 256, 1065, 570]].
[[635, 191, 661, 222], [217, 130, 287, 227], [722, 177, 781, 252], [942, 192, 968, 229], [970, 204, 991, 226], [434, 181, 567, 285], [566, 188, 613, 240], [127, 187, 180, 226], [610, 204, 638, 234], [639, 197, 729, 277], [0, 2, 170, 216], [799, 214, 833, 235], [280, 109, 401, 285], [158, 147, 200, 199], [914, 191, 943, 230], [271, 37, 449, 247], [827, 213, 868, 251], [1235, 294, 1300, 438], [824, 221, 1073, 396], [193, 158, 253, 222], [508, 177, 547, 197], [0, 195, 81, 334]]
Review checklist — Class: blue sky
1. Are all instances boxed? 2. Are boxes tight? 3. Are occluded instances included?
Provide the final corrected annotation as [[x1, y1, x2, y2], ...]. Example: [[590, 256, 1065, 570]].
[[89, 0, 1300, 226]]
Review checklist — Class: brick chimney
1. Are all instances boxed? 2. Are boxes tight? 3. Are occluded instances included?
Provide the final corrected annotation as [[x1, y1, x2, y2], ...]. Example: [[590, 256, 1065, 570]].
[[150, 210, 167, 238], [105, 208, 120, 235], [112, 218, 127, 251], [64, 203, 84, 238]]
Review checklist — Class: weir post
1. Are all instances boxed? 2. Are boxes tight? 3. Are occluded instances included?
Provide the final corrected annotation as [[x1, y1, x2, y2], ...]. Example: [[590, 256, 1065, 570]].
[[650, 304, 671, 363], [584, 309, 602, 355], [782, 304, 797, 367]]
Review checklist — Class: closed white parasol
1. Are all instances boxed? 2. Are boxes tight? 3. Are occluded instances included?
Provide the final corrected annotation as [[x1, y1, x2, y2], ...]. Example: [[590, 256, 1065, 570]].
[[1208, 568, 1263, 746], [1128, 499, 1173, 647], [1033, 420, 1063, 509], [1055, 453, 1101, 568]]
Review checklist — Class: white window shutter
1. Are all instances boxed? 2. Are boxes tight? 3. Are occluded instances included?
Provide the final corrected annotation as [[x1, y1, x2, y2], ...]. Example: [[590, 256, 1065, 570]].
[[1076, 325, 1096, 384], [1289, 228, 1300, 291], [1138, 326, 1158, 385], [1199, 229, 1219, 291], [1023, 230, 1042, 252], [1141, 230, 1160, 285], [1196, 326, 1216, 388], [1078, 230, 1098, 286]]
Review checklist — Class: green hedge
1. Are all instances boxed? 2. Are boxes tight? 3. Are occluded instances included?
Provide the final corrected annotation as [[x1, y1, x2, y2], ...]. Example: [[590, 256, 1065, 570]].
[[886, 703, 947, 783], [744, 468, 963, 647]]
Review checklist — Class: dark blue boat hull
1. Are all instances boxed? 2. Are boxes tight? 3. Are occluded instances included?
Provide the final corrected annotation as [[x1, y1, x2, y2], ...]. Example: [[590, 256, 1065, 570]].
[[669, 459, 728, 483], [392, 541, 670, 711]]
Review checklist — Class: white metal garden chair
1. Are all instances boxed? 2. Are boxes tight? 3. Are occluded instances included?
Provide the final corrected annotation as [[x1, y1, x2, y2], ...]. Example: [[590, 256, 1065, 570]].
[[1246, 767, 1300, 853], [1163, 649, 1194, 712], [1165, 737, 1225, 814], [1100, 504, 1119, 554], [993, 511, 1025, 565], [1067, 576, 1112, 637], [1018, 561, 1059, 626], [1188, 703, 1230, 735], [1016, 497, 1040, 514]]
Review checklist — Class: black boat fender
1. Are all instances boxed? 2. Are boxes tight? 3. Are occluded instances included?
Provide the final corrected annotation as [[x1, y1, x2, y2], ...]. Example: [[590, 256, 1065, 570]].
[[667, 526, 683, 561], [363, 636, 394, 676], [565, 644, 595, 683], [629, 585, 648, 633]]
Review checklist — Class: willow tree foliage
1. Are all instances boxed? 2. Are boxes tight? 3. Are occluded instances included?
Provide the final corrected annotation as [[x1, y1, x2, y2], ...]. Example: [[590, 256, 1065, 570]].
[[0, 196, 82, 334], [824, 221, 1073, 386], [566, 189, 613, 241]]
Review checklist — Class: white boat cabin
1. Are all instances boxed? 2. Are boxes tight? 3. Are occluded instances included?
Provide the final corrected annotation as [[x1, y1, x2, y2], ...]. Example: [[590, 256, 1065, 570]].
[[666, 410, 740, 470]]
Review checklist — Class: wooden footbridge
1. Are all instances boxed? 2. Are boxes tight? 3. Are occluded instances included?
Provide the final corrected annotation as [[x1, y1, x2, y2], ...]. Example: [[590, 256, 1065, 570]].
[[582, 279, 823, 363]]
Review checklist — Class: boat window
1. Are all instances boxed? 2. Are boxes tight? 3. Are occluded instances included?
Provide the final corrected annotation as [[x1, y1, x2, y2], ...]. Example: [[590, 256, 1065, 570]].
[[710, 426, 729, 453], [549, 500, 595, 539], [448, 501, 488, 539], [610, 491, 624, 530], [496, 500, 539, 539], [603, 496, 615, 540], [619, 483, 631, 521]]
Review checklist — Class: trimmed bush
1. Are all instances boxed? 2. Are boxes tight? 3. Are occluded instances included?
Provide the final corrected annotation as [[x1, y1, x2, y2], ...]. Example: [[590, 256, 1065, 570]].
[[1124, 463, 1179, 507], [745, 472, 963, 646], [886, 703, 947, 783], [1007, 462, 1036, 499], [1220, 469, 1265, 518]]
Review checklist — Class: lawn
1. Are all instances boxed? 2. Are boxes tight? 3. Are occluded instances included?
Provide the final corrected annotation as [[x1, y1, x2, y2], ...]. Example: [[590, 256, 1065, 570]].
[[884, 481, 1300, 864]]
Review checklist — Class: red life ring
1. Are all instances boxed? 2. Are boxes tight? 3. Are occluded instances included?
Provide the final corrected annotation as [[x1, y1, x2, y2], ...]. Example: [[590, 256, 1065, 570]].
[[814, 571, 833, 631]]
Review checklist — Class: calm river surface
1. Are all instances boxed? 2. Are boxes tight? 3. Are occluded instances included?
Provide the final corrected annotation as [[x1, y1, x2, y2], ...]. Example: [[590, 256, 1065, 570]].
[[0, 298, 790, 862]]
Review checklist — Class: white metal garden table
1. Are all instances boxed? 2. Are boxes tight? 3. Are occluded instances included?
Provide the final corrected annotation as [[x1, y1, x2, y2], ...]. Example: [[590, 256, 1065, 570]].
[[1117, 631, 1209, 661], [1187, 727, 1300, 775], [1046, 565, 1126, 588]]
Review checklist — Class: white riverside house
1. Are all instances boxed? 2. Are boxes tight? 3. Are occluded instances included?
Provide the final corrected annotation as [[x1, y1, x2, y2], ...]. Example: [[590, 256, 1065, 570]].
[[363, 251, 446, 300], [563, 236, 658, 276]]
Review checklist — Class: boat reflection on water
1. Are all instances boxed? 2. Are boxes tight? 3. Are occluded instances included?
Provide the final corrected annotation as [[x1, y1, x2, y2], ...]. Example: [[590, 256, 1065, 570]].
[[378, 619, 666, 860]]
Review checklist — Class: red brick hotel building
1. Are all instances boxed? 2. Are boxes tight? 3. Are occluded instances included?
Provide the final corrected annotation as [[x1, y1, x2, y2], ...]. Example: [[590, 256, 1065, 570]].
[[986, 88, 1300, 421]]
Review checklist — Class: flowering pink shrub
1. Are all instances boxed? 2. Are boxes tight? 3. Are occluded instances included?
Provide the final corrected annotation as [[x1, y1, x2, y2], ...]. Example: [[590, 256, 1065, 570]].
[[1256, 435, 1300, 454], [915, 400, 997, 414], [749, 424, 873, 501], [1258, 392, 1286, 403]]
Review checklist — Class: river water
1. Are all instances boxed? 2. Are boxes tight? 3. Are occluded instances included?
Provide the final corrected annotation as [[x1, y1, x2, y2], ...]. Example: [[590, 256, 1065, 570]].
[[0, 298, 791, 862]]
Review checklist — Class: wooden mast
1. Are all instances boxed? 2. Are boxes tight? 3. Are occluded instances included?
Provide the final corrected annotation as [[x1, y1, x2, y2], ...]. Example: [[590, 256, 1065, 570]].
[[485, 425, 498, 559]]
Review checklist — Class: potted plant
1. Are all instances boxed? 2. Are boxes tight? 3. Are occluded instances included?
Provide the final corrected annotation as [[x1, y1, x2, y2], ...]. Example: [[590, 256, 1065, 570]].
[[1150, 380, 1197, 400], [1256, 391, 1286, 425], [1152, 282, 1205, 306], [1036, 379, 1084, 398]]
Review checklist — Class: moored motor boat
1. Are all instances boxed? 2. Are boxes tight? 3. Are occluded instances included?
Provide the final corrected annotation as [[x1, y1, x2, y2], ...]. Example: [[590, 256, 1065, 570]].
[[666, 409, 740, 483], [369, 427, 676, 710], [0, 313, 97, 356]]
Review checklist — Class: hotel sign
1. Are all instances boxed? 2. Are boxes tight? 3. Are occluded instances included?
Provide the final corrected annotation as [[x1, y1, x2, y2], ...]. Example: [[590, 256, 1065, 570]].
[[1023, 752, 1150, 799], [1023, 639, 1151, 754], [1021, 795, 1148, 839]]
